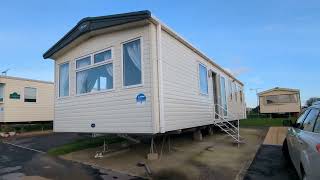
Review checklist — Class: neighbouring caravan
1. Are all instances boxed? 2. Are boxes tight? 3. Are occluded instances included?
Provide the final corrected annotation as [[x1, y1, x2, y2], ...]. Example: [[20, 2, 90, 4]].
[[259, 87, 301, 117], [43, 11, 246, 135], [0, 75, 54, 123]]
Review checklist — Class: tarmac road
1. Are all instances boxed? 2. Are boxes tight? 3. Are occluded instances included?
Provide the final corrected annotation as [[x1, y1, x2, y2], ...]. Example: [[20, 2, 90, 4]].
[[0, 133, 144, 180], [244, 145, 299, 180]]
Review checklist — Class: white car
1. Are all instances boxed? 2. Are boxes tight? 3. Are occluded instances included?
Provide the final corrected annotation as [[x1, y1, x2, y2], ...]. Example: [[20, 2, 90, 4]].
[[283, 103, 320, 180]]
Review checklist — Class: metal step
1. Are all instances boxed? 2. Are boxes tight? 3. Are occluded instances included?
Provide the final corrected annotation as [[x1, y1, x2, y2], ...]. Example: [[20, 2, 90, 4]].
[[213, 103, 245, 145]]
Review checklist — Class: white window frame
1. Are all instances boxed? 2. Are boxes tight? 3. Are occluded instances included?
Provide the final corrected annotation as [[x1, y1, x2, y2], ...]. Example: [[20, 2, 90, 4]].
[[24, 87, 37, 103], [198, 63, 209, 95], [58, 61, 70, 99], [75, 47, 114, 96], [0, 83, 5, 103], [121, 37, 144, 89]]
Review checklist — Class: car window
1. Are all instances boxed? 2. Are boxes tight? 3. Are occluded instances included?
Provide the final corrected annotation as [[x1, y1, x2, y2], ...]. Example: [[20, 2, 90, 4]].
[[314, 114, 320, 133], [296, 109, 311, 125], [301, 108, 319, 132]]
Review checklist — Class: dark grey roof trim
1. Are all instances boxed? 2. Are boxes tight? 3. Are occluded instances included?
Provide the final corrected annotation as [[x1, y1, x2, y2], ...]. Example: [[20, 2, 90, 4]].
[[43, 10, 151, 59]]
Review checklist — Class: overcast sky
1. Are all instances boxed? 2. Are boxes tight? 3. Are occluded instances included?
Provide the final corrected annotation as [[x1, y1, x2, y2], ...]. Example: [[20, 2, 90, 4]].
[[1, 0, 319, 107]]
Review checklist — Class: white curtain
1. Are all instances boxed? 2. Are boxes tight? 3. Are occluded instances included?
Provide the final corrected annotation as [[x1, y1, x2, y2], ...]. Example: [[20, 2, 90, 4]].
[[105, 64, 113, 89], [106, 64, 113, 77], [76, 71, 88, 94], [126, 40, 141, 71]]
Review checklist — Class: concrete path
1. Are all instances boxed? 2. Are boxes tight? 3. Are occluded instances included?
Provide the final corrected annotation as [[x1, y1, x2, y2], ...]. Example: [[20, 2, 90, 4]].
[[263, 127, 288, 145], [244, 127, 298, 180], [244, 145, 299, 180]]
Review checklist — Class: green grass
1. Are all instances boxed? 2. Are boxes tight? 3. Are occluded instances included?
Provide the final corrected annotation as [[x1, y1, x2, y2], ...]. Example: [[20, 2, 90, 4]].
[[240, 118, 296, 127], [47, 136, 126, 155]]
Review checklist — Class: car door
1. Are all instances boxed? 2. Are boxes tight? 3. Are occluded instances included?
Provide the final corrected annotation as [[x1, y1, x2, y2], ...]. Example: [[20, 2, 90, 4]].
[[307, 114, 320, 179], [293, 108, 319, 178], [287, 109, 311, 169]]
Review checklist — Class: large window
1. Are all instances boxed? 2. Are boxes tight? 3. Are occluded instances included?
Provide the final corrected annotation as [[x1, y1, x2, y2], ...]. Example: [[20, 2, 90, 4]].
[[0, 83, 4, 102], [123, 39, 142, 87], [199, 64, 208, 94], [301, 109, 319, 132], [314, 115, 320, 133], [59, 63, 69, 97], [220, 76, 227, 116], [265, 94, 297, 104], [24, 87, 37, 102], [296, 109, 310, 125], [76, 49, 113, 94]]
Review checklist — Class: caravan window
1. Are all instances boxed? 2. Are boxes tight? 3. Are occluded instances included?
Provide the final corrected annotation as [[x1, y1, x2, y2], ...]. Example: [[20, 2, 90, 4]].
[[94, 50, 111, 64], [240, 88, 243, 102], [265, 94, 297, 104], [229, 80, 233, 100], [123, 39, 142, 87], [59, 63, 69, 97], [220, 76, 228, 116], [76, 56, 91, 69], [76, 64, 113, 94], [0, 83, 4, 102], [199, 64, 208, 94], [76, 49, 113, 95], [233, 83, 237, 102], [24, 87, 37, 102]]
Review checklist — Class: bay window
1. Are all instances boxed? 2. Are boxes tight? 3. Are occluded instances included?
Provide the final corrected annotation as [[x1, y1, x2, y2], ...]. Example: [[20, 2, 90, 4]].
[[123, 39, 142, 87], [76, 49, 113, 94]]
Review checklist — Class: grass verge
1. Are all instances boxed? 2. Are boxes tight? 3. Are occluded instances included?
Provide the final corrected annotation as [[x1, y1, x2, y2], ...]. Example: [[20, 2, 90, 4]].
[[48, 136, 125, 156], [240, 118, 295, 127]]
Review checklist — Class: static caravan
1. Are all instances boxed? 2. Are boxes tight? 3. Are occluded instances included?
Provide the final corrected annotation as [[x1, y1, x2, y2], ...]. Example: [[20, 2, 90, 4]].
[[43, 11, 246, 139], [259, 87, 301, 117], [0, 76, 54, 123]]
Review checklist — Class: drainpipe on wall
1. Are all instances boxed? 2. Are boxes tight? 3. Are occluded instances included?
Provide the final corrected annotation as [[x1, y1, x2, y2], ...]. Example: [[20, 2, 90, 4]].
[[154, 18, 165, 133]]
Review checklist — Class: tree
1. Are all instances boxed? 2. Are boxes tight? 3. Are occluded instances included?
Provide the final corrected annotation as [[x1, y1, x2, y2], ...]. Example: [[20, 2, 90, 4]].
[[305, 97, 320, 107]]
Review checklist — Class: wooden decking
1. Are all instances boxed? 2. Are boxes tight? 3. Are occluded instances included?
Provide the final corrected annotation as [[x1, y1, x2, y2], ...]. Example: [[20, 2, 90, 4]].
[[263, 127, 288, 145]]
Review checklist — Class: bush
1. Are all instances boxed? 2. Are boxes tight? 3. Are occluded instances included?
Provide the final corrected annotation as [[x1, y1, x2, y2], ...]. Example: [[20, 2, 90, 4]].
[[0, 123, 53, 133]]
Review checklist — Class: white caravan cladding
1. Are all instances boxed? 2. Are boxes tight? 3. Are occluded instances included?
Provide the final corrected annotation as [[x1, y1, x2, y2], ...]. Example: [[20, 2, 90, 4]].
[[43, 10, 246, 134]]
